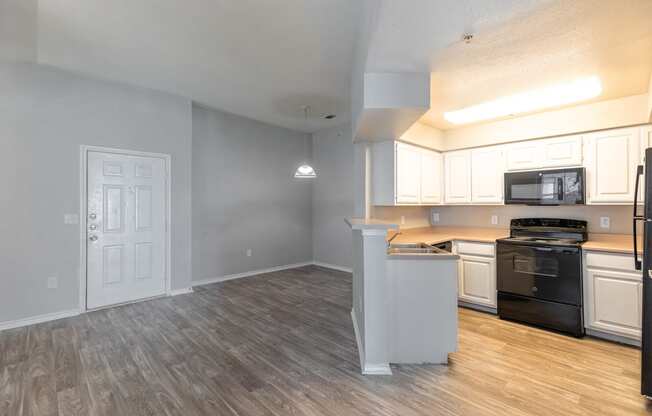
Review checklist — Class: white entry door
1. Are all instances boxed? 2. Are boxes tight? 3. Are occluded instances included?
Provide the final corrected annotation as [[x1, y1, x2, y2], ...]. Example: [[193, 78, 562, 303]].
[[86, 151, 167, 309]]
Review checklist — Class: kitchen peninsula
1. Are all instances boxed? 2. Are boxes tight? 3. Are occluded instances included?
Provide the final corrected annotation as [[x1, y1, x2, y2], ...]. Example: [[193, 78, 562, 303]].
[[346, 218, 459, 375]]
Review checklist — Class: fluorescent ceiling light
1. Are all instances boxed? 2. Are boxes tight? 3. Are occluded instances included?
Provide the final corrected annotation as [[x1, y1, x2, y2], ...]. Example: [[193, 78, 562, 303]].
[[444, 76, 603, 125], [294, 164, 317, 179]]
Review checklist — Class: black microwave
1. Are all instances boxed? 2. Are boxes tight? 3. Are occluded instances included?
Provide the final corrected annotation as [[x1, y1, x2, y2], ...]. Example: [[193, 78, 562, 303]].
[[504, 168, 585, 205]]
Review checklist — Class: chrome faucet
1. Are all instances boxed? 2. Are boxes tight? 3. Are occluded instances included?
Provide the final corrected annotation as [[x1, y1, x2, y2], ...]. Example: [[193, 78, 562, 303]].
[[387, 231, 402, 246]]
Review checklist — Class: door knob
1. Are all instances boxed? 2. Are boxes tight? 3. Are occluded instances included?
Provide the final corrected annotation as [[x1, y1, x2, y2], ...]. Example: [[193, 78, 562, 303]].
[[89, 213, 97, 220], [89, 235, 98, 242]]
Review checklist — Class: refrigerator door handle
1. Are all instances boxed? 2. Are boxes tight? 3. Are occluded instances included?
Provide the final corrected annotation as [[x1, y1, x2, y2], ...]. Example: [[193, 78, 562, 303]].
[[634, 164, 644, 270]]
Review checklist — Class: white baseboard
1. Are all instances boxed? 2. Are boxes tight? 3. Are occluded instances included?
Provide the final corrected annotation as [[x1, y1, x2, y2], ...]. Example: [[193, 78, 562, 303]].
[[169, 287, 194, 296], [0, 309, 80, 332], [313, 261, 352, 273], [363, 363, 393, 376], [1, 261, 345, 333], [192, 261, 314, 287]]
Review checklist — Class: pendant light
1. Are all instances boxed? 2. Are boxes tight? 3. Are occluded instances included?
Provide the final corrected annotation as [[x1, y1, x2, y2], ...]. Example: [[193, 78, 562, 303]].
[[294, 105, 317, 179]]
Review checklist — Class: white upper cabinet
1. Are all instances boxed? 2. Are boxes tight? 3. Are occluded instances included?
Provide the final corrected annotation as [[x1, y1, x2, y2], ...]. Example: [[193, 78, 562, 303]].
[[505, 141, 543, 171], [420, 148, 443, 204], [540, 135, 583, 168], [584, 127, 640, 204], [395, 142, 421, 204], [505, 135, 582, 171], [371, 141, 443, 206], [444, 150, 472, 204], [641, 125, 652, 164], [471, 147, 504, 204]]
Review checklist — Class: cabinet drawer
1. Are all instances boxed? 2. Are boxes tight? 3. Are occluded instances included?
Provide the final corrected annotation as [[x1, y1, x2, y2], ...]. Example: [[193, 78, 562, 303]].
[[585, 252, 640, 274], [456, 241, 495, 257]]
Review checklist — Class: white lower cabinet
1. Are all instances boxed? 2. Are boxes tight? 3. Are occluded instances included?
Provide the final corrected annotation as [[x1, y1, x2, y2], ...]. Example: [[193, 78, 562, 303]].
[[454, 241, 497, 310], [584, 251, 642, 342]]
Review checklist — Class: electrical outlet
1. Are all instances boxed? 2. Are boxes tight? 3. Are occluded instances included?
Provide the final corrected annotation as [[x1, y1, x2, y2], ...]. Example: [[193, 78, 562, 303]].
[[600, 216, 610, 229], [47, 276, 58, 289], [400, 215, 406, 225], [64, 214, 79, 225], [246, 249, 252, 257], [431, 212, 440, 224], [491, 215, 498, 225]]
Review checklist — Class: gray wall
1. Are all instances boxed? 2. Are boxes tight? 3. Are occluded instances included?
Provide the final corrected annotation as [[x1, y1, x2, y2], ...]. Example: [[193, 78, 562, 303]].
[[312, 124, 354, 269], [0, 63, 193, 323], [192, 105, 313, 281]]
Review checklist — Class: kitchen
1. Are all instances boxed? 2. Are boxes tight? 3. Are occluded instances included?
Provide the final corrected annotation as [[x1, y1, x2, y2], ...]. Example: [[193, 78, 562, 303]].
[[348, 81, 652, 401]]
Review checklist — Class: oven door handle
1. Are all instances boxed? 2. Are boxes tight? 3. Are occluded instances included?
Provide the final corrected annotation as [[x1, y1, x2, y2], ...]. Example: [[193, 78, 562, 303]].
[[633, 164, 644, 270], [557, 177, 564, 202]]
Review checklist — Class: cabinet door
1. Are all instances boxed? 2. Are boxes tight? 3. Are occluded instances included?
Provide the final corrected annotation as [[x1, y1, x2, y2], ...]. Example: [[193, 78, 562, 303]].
[[458, 255, 496, 308], [639, 126, 652, 203], [585, 268, 642, 340], [505, 141, 543, 171], [420, 149, 442, 204], [471, 147, 503, 204], [444, 150, 472, 204], [541, 135, 582, 168], [640, 125, 652, 164], [395, 142, 421, 204], [585, 127, 640, 204]]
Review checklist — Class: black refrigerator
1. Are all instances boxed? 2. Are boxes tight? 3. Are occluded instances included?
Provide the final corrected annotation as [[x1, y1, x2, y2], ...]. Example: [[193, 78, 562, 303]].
[[635, 148, 652, 397]]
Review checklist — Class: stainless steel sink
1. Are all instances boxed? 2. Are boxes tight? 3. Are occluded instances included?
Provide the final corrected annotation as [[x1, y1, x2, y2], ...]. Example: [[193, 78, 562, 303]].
[[387, 243, 445, 255]]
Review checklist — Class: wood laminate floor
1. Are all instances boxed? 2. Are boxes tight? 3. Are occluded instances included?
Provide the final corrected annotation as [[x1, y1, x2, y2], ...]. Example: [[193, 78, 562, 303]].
[[0, 265, 650, 415]]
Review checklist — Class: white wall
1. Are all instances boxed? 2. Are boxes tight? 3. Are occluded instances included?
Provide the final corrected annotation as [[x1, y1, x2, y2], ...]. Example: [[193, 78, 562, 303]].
[[0, 0, 37, 62], [372, 204, 633, 235], [312, 124, 354, 270], [191, 105, 313, 281], [399, 121, 444, 150], [0, 63, 193, 323], [443, 94, 650, 150], [430, 205, 633, 235]]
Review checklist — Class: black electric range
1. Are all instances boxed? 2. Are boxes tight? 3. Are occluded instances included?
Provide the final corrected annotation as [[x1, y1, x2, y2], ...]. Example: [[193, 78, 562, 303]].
[[496, 218, 587, 337]]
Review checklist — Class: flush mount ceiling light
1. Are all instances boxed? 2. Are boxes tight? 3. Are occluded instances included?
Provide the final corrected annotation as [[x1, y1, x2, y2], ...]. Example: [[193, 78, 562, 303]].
[[294, 105, 317, 179], [444, 76, 603, 125]]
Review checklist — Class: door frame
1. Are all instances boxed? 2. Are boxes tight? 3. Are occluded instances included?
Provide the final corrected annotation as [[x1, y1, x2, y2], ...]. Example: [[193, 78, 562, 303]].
[[79, 145, 172, 312]]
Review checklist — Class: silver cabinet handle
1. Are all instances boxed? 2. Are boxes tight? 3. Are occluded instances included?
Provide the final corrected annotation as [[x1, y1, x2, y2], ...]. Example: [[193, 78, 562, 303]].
[[89, 213, 97, 220], [89, 224, 97, 231], [89, 235, 98, 242]]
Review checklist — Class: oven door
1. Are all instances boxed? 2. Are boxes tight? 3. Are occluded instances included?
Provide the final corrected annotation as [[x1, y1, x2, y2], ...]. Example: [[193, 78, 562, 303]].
[[497, 242, 582, 305]]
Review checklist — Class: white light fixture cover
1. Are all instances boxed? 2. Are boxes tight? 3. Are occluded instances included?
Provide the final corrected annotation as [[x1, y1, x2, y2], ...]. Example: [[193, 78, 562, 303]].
[[444, 76, 603, 125], [294, 164, 317, 178]]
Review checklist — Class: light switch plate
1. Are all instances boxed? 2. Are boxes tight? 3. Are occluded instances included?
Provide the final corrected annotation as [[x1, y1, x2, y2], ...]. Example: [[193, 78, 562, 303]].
[[431, 212, 440, 224], [600, 216, 610, 229], [400, 216, 406, 225], [246, 249, 252, 257], [64, 214, 79, 225], [491, 215, 498, 225]]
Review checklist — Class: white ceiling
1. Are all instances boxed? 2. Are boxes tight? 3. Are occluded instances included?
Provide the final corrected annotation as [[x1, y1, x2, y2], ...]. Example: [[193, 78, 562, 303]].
[[366, 0, 652, 130], [36, 0, 361, 133]]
